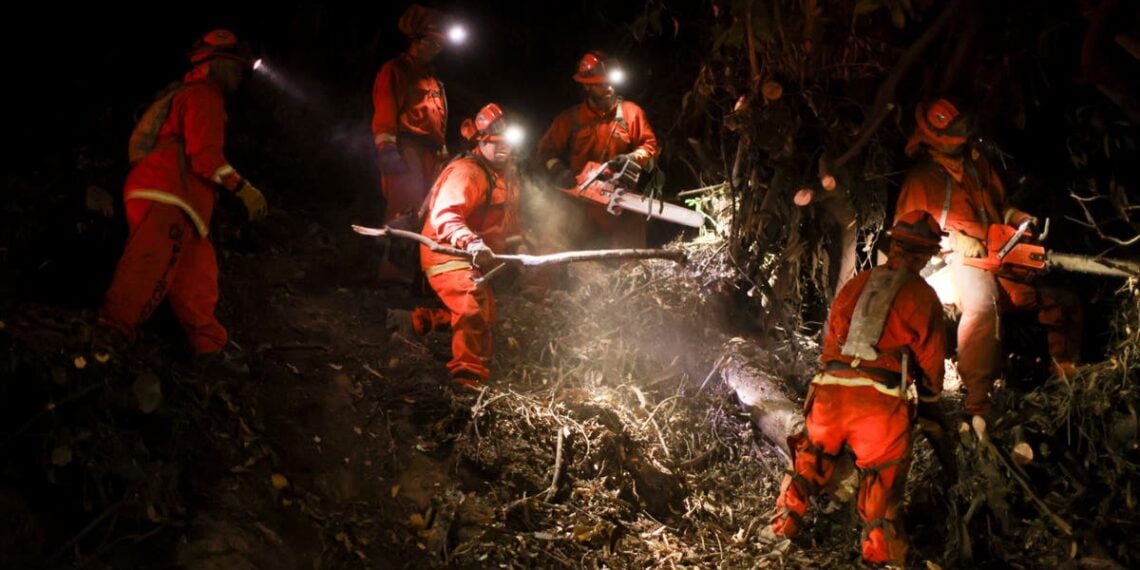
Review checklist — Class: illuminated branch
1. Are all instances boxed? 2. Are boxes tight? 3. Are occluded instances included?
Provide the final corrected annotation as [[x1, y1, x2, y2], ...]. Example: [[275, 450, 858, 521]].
[[1067, 192, 1140, 247], [351, 225, 688, 265]]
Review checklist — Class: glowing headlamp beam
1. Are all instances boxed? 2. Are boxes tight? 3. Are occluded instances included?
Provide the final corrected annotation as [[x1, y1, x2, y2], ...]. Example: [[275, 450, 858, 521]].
[[607, 68, 625, 85], [447, 24, 467, 45], [503, 125, 525, 145]]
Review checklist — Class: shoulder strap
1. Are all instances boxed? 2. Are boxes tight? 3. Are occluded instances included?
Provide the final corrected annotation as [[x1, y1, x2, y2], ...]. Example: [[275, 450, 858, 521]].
[[841, 266, 912, 363], [614, 97, 627, 130], [939, 170, 952, 230]]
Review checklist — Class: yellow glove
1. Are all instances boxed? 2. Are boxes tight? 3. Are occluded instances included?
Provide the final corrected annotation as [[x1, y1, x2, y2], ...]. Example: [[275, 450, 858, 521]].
[[236, 182, 268, 221], [955, 232, 985, 258]]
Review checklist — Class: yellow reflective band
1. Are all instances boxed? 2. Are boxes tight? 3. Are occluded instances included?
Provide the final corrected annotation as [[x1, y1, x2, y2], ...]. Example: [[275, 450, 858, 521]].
[[211, 164, 236, 184], [545, 158, 563, 172], [375, 133, 397, 146], [425, 259, 472, 278], [918, 393, 942, 403], [810, 373, 905, 399], [125, 190, 209, 237]]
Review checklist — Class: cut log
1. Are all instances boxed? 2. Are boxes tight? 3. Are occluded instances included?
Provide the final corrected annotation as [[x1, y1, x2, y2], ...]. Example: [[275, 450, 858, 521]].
[[720, 345, 858, 502], [722, 358, 804, 454]]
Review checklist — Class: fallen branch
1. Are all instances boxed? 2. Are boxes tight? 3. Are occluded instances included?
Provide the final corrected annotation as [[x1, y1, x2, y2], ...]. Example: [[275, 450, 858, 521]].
[[503, 425, 569, 514], [352, 225, 687, 265], [980, 436, 1073, 536]]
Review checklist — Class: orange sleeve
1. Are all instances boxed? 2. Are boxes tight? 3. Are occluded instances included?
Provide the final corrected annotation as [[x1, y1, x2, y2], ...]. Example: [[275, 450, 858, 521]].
[[179, 83, 233, 188], [625, 102, 659, 166], [536, 108, 575, 171], [371, 59, 403, 147], [428, 162, 489, 248]]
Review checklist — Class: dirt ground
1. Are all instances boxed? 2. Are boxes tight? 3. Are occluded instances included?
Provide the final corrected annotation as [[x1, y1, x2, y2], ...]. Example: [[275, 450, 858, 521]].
[[1, 196, 1137, 569]]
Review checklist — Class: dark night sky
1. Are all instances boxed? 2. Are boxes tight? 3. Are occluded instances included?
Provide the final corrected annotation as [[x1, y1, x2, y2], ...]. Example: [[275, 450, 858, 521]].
[[8, 1, 698, 168]]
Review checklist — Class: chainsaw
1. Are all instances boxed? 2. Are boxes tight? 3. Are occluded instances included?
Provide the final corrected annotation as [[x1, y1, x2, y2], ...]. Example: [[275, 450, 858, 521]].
[[962, 218, 1140, 279], [562, 156, 705, 228]]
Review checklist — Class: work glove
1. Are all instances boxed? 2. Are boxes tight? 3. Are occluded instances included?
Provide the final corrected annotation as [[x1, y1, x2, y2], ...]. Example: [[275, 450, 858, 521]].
[[465, 239, 495, 268], [604, 153, 636, 176], [1003, 207, 1038, 229], [606, 153, 633, 168], [377, 142, 409, 175], [955, 232, 986, 258], [236, 182, 268, 221]]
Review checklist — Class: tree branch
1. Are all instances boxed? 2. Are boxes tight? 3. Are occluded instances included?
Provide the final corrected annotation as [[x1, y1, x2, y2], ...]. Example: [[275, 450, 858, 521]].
[[833, 0, 964, 168], [351, 226, 687, 266]]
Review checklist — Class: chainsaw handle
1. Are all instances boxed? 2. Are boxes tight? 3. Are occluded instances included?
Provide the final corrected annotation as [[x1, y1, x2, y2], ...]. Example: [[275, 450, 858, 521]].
[[997, 218, 1033, 260]]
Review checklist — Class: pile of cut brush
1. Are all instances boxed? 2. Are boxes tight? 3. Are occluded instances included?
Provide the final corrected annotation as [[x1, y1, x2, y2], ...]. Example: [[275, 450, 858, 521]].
[[420, 230, 1140, 569], [927, 283, 1140, 569], [421, 237, 881, 569]]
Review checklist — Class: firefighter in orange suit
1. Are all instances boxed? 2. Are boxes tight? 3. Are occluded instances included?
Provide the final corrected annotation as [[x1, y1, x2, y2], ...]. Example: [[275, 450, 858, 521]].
[[536, 51, 659, 249], [416, 103, 522, 390], [372, 4, 449, 282], [895, 98, 1082, 429], [769, 211, 948, 567], [97, 29, 267, 363]]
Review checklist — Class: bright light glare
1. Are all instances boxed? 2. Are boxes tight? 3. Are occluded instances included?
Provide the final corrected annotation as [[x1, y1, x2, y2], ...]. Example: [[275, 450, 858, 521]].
[[503, 125, 525, 145], [924, 265, 958, 305], [447, 25, 467, 45], [252, 58, 264, 71], [607, 68, 625, 85]]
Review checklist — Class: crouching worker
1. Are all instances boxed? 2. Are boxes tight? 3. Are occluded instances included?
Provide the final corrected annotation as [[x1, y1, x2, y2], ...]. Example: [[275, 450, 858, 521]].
[[768, 211, 948, 567], [95, 29, 267, 371], [413, 103, 523, 391]]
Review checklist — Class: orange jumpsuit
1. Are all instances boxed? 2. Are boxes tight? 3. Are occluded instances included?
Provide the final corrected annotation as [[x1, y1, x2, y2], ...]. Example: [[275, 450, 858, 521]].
[[536, 99, 658, 249], [772, 257, 946, 566], [100, 72, 243, 355], [371, 52, 447, 221], [418, 155, 519, 381], [896, 152, 1083, 416]]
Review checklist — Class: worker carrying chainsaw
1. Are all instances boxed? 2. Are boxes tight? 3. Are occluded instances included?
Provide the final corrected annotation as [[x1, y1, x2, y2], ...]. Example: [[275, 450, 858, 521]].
[[768, 211, 948, 568], [95, 29, 268, 370], [410, 103, 524, 391], [372, 4, 452, 283], [895, 98, 1083, 431], [536, 51, 661, 249]]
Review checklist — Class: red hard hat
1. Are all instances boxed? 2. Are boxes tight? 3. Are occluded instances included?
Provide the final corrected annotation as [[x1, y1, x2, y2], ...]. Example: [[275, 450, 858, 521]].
[[888, 210, 946, 254], [460, 103, 507, 141], [573, 51, 612, 84], [907, 98, 968, 154], [188, 29, 248, 65]]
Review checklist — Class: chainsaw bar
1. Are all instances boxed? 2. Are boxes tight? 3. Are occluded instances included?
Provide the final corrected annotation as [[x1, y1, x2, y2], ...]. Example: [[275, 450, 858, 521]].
[[564, 181, 705, 228]]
